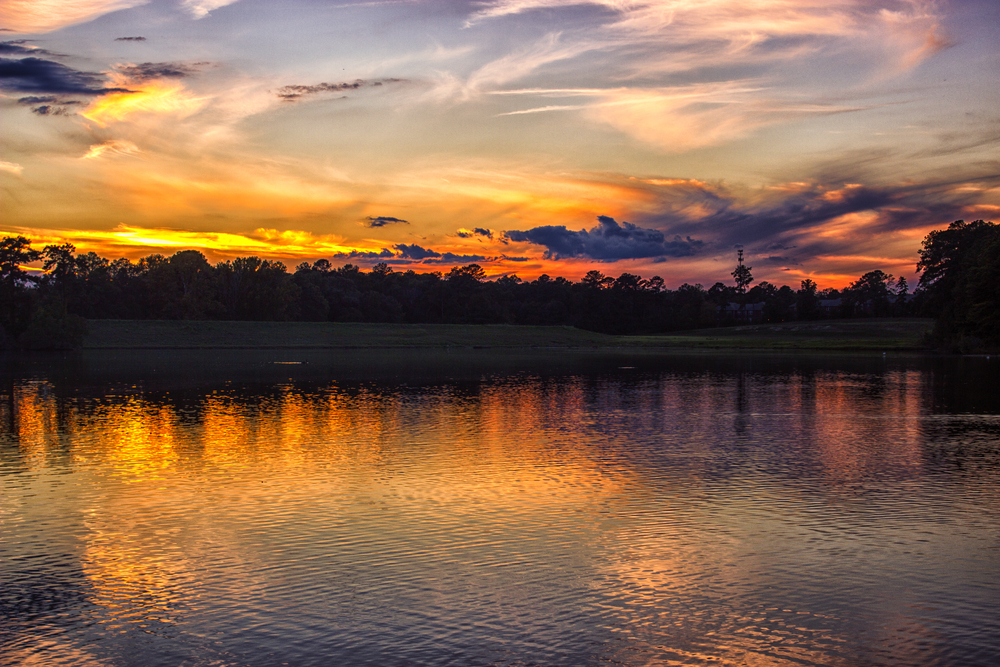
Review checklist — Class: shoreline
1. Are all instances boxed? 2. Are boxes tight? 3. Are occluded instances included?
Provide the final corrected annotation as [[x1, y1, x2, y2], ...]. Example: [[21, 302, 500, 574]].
[[74, 318, 934, 352]]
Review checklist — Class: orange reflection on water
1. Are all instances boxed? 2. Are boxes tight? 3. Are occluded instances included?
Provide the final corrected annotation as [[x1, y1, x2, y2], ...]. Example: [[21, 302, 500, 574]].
[[809, 369, 925, 486], [4, 365, 981, 667], [88, 399, 180, 479], [10, 381, 60, 470]]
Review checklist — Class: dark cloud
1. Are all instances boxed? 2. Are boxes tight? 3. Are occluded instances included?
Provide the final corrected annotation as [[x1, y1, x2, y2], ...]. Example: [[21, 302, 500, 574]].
[[394, 243, 440, 260], [632, 167, 1000, 269], [331, 245, 488, 265], [31, 105, 74, 116], [17, 95, 80, 105], [0, 41, 52, 56], [17, 95, 83, 116], [699, 187, 894, 247], [365, 215, 408, 228], [425, 252, 487, 264], [114, 62, 196, 82], [456, 227, 494, 239], [332, 249, 395, 260], [501, 255, 530, 262], [506, 215, 705, 261], [276, 78, 405, 101], [16, 95, 83, 116], [0, 57, 131, 95], [115, 37, 146, 41]]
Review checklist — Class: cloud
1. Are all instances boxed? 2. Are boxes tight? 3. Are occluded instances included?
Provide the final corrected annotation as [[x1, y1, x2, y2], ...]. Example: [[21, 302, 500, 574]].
[[276, 78, 405, 101], [182, 0, 241, 19], [426, 252, 487, 264], [82, 139, 140, 159], [6, 224, 355, 261], [0, 57, 132, 95], [31, 104, 74, 115], [463, 1, 949, 151], [332, 248, 396, 260], [393, 243, 440, 260], [506, 215, 705, 261], [114, 62, 198, 82], [497, 83, 880, 152], [0, 160, 23, 175], [625, 171, 1000, 279], [115, 36, 146, 41], [0, 40, 53, 56], [456, 227, 494, 239], [16, 93, 84, 115], [81, 80, 207, 126], [465, 32, 597, 95], [331, 245, 489, 265], [0, 1, 149, 34], [364, 215, 408, 228]]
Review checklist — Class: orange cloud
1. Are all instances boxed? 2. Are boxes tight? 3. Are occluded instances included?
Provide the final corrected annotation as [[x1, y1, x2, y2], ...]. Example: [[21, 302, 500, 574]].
[[3, 224, 358, 262], [82, 82, 207, 127], [82, 140, 140, 160], [0, 160, 24, 175], [0, 0, 147, 33]]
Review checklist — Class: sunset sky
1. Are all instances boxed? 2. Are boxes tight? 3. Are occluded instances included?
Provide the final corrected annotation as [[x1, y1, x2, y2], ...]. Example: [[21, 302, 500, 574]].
[[2, 0, 998, 287]]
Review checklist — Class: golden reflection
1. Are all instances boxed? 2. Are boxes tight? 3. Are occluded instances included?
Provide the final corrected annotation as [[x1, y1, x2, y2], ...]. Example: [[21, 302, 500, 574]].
[[80, 400, 179, 479], [81, 525, 192, 627], [3, 365, 995, 665], [11, 381, 60, 470], [0, 635, 110, 667]]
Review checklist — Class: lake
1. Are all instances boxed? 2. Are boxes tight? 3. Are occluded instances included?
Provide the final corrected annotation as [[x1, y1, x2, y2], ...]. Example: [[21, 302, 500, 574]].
[[2, 349, 998, 666]]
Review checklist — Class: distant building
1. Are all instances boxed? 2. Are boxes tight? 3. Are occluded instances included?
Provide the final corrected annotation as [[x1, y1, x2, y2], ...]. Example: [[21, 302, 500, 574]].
[[818, 298, 842, 317], [717, 302, 766, 324]]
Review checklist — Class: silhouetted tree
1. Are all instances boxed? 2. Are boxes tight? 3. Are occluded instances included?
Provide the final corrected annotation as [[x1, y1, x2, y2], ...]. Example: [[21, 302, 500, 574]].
[[0, 236, 41, 341], [917, 219, 1000, 348], [797, 279, 820, 320], [847, 270, 895, 317]]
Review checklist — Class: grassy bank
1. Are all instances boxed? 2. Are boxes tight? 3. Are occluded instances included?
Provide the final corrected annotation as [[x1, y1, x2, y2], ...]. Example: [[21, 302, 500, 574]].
[[621, 318, 933, 350], [82, 320, 614, 349], [80, 318, 934, 351]]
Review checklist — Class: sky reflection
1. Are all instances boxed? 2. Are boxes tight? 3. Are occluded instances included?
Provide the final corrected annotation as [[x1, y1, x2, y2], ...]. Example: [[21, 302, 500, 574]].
[[1, 352, 998, 665]]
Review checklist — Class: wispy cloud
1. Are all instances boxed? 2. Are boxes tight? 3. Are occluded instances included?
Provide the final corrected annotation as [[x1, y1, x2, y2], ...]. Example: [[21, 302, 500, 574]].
[[0, 160, 23, 175], [83, 139, 140, 159], [181, 0, 241, 20], [462, 1, 947, 150], [275, 78, 405, 101], [114, 62, 200, 83], [0, 0, 148, 34]]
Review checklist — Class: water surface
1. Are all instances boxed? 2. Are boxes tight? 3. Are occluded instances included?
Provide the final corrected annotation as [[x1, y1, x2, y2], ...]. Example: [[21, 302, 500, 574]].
[[2, 350, 998, 666]]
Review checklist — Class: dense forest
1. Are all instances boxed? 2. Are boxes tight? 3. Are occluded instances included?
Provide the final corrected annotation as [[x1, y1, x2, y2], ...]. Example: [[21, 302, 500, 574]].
[[1, 220, 997, 350]]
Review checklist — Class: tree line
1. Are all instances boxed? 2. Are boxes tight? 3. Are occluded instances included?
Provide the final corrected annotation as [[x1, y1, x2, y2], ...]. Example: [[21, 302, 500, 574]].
[[1, 219, 996, 350]]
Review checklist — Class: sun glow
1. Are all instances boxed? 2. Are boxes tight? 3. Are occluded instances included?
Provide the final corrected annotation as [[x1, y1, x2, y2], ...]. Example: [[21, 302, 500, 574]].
[[82, 82, 208, 127]]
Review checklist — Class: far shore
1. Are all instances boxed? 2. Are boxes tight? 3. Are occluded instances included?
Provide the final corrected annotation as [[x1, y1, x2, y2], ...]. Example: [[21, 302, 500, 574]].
[[78, 318, 934, 352]]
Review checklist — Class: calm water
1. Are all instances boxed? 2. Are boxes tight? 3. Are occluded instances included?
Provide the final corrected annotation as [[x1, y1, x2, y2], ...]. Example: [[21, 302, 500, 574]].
[[2, 350, 998, 667]]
